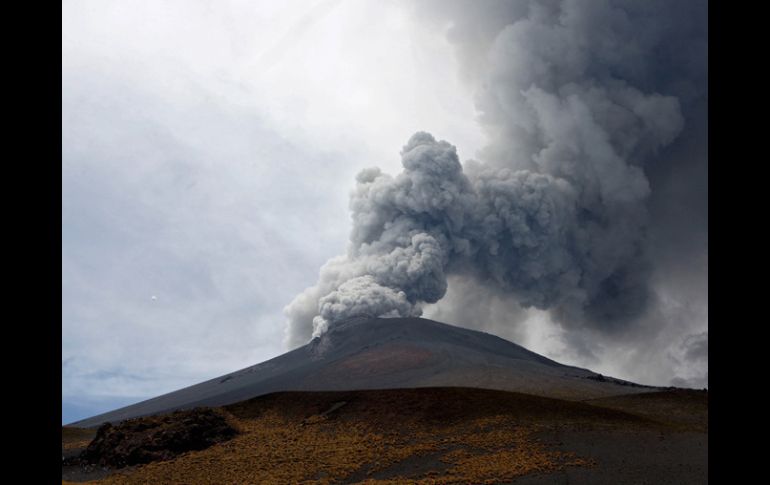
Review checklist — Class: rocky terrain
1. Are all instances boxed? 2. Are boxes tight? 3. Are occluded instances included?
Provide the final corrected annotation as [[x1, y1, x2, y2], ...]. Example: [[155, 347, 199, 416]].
[[62, 387, 707, 484]]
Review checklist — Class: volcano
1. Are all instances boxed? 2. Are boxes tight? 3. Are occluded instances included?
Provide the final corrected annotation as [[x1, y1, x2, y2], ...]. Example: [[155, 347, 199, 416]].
[[70, 316, 655, 427]]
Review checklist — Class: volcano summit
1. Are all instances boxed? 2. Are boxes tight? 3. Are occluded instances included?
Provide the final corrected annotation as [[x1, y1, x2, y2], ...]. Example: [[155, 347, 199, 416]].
[[71, 316, 654, 428]]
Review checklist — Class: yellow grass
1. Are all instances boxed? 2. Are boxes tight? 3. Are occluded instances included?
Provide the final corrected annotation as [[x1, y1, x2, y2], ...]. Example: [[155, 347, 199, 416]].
[[89, 409, 590, 484]]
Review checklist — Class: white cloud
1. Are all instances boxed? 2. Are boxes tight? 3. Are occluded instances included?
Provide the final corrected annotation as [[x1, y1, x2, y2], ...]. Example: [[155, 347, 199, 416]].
[[62, 0, 483, 422]]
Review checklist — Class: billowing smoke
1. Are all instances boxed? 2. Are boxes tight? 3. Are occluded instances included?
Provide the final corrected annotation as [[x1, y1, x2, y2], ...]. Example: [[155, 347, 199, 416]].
[[284, 0, 707, 352]]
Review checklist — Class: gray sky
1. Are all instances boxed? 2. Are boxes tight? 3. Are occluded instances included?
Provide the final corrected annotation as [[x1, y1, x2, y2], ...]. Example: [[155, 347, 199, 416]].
[[62, 0, 707, 424], [62, 0, 485, 423]]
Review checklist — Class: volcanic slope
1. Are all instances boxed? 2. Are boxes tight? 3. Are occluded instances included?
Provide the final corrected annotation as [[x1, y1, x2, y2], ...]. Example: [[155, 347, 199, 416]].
[[71, 316, 655, 427]]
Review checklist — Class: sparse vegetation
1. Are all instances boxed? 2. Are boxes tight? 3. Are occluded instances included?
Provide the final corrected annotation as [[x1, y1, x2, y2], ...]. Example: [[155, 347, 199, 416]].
[[62, 387, 705, 484]]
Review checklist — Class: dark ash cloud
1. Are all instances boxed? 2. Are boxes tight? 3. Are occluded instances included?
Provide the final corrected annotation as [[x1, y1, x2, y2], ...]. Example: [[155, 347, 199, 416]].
[[284, 0, 706, 388]]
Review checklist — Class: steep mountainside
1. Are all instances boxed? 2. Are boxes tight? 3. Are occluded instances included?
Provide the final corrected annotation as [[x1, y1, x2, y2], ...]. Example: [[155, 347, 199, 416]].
[[71, 316, 654, 427]]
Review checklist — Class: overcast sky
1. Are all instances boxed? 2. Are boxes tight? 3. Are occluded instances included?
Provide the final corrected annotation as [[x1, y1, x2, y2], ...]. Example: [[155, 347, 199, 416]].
[[62, 0, 707, 424]]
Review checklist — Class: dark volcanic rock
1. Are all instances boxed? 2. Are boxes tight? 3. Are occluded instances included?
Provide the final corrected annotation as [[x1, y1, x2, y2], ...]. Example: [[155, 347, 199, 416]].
[[72, 317, 660, 428], [78, 408, 237, 468]]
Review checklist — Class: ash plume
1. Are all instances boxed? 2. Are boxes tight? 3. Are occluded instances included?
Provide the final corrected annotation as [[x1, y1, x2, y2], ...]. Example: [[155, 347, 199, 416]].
[[284, 0, 706, 349]]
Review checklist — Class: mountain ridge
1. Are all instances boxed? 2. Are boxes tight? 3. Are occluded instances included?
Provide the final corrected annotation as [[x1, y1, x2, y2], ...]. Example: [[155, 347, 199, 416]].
[[70, 316, 656, 428]]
